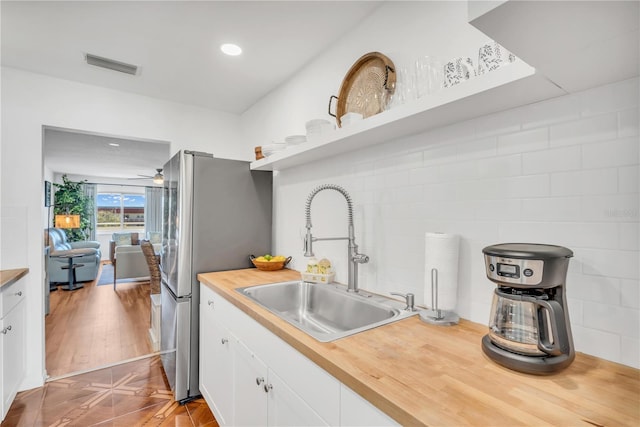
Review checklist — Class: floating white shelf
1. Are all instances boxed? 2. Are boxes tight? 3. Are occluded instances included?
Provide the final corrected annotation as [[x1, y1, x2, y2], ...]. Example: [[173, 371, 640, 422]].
[[250, 61, 564, 172]]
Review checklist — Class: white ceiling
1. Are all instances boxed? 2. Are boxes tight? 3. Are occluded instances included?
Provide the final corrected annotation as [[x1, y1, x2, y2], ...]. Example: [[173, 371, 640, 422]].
[[43, 128, 171, 183], [3, 1, 381, 180], [1, 0, 380, 114]]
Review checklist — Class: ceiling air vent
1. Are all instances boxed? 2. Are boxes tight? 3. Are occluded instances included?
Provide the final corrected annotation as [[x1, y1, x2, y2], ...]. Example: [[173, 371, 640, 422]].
[[85, 53, 138, 75]]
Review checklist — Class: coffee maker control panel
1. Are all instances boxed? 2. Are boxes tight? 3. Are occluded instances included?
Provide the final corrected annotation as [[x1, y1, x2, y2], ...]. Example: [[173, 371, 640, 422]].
[[484, 255, 544, 286]]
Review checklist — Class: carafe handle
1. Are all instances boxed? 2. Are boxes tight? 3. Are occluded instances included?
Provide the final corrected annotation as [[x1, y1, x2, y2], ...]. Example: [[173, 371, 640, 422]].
[[533, 299, 569, 356]]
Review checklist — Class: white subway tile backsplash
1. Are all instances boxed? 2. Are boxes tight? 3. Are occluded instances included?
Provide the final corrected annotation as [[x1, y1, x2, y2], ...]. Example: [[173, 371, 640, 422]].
[[497, 127, 549, 155], [375, 185, 422, 205], [564, 222, 620, 249], [374, 151, 423, 174], [409, 166, 439, 185], [580, 81, 636, 117], [475, 199, 521, 221], [619, 223, 639, 251], [477, 154, 522, 178], [468, 175, 550, 201], [572, 325, 621, 362], [439, 160, 478, 182], [578, 78, 638, 122], [473, 108, 522, 138], [567, 297, 584, 326], [618, 108, 639, 138], [424, 182, 460, 201], [522, 145, 581, 174], [424, 120, 475, 146], [432, 200, 476, 221], [583, 301, 640, 337], [620, 279, 639, 310], [582, 137, 640, 169], [504, 174, 550, 198], [581, 194, 640, 222], [568, 273, 621, 305], [621, 337, 639, 369], [520, 93, 580, 129], [456, 137, 497, 161], [423, 143, 458, 166], [497, 222, 552, 243], [618, 165, 639, 194], [580, 248, 639, 280], [274, 78, 639, 368], [550, 169, 618, 196], [550, 113, 618, 147], [521, 197, 582, 221], [497, 222, 617, 249]]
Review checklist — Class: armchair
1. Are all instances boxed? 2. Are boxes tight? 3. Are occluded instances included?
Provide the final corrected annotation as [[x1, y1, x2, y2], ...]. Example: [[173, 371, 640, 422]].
[[46, 228, 101, 286], [110, 232, 161, 289]]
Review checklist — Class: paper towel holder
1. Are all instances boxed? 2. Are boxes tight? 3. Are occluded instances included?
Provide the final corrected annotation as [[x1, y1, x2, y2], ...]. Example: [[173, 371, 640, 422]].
[[419, 268, 460, 326]]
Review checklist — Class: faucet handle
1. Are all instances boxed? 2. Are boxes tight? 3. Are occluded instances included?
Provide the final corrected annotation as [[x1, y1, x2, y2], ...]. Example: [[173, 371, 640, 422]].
[[353, 253, 369, 264], [391, 292, 417, 312]]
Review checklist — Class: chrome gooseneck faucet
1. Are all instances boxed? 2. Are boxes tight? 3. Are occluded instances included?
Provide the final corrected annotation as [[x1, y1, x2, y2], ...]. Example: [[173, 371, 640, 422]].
[[303, 184, 369, 293]]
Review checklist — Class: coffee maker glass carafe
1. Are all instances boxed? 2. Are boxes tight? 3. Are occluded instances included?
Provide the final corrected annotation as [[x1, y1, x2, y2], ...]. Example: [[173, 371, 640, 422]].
[[488, 291, 545, 356]]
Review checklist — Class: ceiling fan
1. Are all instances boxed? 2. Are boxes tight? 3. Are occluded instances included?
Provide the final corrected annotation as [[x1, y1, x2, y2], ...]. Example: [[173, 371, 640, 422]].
[[129, 168, 164, 184]]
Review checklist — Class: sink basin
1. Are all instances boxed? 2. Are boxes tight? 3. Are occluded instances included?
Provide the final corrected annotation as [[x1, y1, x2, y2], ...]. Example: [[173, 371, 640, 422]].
[[236, 280, 418, 342]]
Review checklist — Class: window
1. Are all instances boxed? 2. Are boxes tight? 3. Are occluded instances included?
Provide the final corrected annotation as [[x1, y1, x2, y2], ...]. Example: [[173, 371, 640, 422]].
[[96, 193, 145, 231]]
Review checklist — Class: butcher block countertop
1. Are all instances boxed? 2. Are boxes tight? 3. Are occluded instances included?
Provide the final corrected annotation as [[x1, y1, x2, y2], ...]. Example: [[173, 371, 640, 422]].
[[0, 268, 28, 289], [198, 268, 640, 426]]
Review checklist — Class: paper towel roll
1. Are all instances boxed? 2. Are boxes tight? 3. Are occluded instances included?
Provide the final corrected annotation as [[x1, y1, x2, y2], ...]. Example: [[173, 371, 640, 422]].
[[424, 232, 460, 311]]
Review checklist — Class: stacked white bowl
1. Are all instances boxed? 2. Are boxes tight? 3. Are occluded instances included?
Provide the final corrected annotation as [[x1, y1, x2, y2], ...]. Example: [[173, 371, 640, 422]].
[[284, 135, 307, 146], [261, 143, 287, 157], [305, 119, 334, 142]]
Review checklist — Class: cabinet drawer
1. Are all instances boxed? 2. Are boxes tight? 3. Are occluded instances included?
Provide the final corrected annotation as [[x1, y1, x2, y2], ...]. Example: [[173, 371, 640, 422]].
[[200, 284, 237, 330], [1, 278, 25, 318]]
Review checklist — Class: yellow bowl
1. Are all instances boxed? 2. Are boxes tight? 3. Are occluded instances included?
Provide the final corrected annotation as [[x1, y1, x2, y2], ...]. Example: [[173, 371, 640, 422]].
[[250, 256, 292, 271]]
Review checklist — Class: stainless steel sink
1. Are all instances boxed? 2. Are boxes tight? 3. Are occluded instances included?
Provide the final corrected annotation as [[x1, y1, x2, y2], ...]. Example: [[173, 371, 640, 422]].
[[236, 280, 418, 342]]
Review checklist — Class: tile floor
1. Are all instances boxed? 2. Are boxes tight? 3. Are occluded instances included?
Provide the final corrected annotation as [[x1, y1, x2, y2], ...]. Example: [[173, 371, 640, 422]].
[[2, 356, 218, 426]]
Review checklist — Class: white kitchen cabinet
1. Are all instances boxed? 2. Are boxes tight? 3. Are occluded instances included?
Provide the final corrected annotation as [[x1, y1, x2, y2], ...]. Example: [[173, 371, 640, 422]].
[[199, 283, 401, 426], [469, 0, 639, 93], [199, 288, 235, 426], [234, 339, 268, 426], [267, 368, 328, 427], [0, 275, 26, 421], [340, 384, 399, 427], [201, 284, 330, 426]]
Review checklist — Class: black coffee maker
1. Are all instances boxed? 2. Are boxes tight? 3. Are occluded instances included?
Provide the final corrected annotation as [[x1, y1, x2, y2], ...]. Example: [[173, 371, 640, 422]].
[[482, 243, 575, 375]]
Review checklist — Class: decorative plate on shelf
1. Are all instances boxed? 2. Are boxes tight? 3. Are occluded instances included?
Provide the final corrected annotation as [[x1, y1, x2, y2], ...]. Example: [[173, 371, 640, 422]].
[[329, 52, 396, 128]]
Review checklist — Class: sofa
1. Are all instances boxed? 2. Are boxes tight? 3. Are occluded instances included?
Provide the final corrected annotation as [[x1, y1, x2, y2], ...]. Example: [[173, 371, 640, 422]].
[[110, 232, 161, 288], [46, 228, 101, 285]]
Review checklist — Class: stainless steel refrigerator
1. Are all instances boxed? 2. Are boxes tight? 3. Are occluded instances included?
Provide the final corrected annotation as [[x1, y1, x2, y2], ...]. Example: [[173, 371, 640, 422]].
[[160, 150, 272, 403]]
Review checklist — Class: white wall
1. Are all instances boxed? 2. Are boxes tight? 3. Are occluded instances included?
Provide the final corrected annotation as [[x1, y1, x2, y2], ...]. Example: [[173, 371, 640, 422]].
[[242, 2, 640, 368], [0, 67, 246, 389]]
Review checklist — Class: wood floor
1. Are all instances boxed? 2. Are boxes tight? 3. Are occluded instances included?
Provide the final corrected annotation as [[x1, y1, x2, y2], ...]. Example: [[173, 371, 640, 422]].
[[46, 262, 154, 378], [2, 355, 217, 426]]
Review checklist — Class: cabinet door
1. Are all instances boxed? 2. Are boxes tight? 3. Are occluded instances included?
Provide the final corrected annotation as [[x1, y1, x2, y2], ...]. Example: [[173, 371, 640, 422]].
[[234, 340, 268, 426], [2, 300, 25, 419], [267, 369, 328, 427], [340, 384, 399, 426], [200, 294, 235, 426]]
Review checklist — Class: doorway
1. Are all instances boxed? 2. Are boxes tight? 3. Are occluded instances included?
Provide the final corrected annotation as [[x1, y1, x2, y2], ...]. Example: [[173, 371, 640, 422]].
[[43, 127, 170, 378]]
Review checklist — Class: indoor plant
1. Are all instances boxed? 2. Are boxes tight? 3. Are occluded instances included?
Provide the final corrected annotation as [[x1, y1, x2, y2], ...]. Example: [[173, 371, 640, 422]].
[[53, 175, 93, 241]]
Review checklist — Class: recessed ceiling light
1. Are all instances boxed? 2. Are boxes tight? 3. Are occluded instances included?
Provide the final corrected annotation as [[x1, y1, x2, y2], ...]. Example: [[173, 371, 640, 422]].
[[220, 43, 242, 56], [109, 143, 120, 147]]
